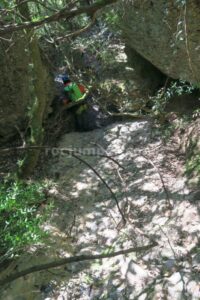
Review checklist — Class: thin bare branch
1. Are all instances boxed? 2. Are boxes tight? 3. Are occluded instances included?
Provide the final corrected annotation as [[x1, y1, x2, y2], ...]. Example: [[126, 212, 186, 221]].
[[141, 154, 173, 209], [0, 144, 126, 221], [0, 145, 123, 165], [55, 11, 97, 42], [0, 242, 157, 286], [71, 152, 126, 224]]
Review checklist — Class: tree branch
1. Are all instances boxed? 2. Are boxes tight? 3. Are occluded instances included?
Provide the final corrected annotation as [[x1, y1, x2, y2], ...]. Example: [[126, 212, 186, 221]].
[[0, 144, 126, 221], [71, 152, 126, 224], [140, 154, 173, 209], [0, 242, 157, 286], [0, 0, 118, 35], [55, 11, 97, 42]]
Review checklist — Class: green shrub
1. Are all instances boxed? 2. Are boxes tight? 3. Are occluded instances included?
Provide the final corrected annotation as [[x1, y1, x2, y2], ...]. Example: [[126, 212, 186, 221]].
[[0, 180, 49, 258], [151, 80, 196, 115], [186, 153, 200, 177]]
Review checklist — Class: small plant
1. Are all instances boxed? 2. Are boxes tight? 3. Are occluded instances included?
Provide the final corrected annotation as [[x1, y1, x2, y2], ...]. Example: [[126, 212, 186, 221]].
[[185, 152, 200, 177], [0, 180, 49, 258], [175, 0, 186, 7], [192, 108, 200, 119], [151, 80, 196, 115], [103, 7, 120, 30]]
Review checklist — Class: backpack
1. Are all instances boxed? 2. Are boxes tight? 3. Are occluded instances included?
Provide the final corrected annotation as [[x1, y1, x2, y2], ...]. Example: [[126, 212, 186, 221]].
[[64, 83, 85, 102]]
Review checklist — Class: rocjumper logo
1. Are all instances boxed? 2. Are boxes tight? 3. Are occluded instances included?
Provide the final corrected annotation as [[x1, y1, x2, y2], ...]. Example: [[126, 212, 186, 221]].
[[45, 146, 105, 157]]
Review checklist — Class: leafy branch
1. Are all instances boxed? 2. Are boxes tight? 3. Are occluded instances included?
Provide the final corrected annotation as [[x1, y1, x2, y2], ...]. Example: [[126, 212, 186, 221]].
[[0, 0, 118, 35]]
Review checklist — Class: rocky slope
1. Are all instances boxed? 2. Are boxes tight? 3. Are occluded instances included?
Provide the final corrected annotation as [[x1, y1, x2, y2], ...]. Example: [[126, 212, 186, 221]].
[[2, 119, 200, 300]]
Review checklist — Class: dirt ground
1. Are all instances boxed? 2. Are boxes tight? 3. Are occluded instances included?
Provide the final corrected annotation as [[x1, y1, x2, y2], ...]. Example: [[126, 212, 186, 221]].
[[2, 119, 200, 300]]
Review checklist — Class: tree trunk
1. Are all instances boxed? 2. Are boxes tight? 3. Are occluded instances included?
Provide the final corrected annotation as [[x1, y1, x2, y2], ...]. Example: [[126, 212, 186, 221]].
[[17, 1, 49, 178]]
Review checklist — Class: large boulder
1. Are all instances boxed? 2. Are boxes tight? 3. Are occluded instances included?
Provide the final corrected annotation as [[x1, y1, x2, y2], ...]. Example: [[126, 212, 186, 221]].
[[120, 0, 200, 84]]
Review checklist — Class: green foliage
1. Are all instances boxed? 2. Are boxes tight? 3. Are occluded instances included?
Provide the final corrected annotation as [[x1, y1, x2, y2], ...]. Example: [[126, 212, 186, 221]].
[[0, 180, 49, 257], [0, 0, 14, 9], [192, 108, 200, 119], [185, 153, 200, 178], [103, 8, 120, 29], [185, 138, 200, 178], [151, 80, 196, 115]]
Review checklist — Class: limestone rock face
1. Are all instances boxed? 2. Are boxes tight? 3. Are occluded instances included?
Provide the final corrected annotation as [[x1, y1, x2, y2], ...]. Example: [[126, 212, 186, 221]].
[[120, 0, 200, 84]]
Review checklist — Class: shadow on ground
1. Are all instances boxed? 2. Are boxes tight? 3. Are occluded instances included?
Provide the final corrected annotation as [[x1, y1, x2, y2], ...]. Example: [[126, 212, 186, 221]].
[[2, 120, 200, 300]]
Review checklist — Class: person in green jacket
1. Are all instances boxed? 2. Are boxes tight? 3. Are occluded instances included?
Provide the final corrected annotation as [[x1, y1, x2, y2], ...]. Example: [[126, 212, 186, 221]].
[[62, 76, 87, 103]]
